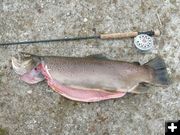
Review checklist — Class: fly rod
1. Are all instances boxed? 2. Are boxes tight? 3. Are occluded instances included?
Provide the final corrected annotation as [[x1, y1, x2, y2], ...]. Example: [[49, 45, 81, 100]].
[[0, 29, 160, 46]]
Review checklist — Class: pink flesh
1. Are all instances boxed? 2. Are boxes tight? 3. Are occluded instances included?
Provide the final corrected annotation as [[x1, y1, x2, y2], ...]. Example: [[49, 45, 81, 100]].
[[21, 66, 44, 84], [38, 63, 126, 102], [21, 72, 39, 84], [48, 80, 126, 102]]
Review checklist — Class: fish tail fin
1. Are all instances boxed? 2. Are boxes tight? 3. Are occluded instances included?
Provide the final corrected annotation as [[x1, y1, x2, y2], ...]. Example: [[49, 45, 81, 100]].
[[145, 56, 171, 86]]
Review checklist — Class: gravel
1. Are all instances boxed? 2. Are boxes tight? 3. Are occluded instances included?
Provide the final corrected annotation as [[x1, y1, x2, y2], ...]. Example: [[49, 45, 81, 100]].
[[0, 0, 179, 134]]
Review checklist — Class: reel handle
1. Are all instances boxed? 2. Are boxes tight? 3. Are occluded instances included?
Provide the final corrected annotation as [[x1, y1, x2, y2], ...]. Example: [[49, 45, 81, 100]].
[[100, 29, 160, 39]]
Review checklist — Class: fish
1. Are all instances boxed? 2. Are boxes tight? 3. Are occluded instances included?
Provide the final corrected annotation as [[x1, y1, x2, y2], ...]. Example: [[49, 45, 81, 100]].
[[11, 52, 170, 102]]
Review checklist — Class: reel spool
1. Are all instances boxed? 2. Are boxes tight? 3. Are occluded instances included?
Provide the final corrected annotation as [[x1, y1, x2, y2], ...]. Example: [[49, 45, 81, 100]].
[[134, 34, 154, 51]]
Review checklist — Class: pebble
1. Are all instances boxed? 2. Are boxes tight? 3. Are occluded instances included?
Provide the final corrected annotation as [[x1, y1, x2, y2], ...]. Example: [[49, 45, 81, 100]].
[[83, 18, 88, 22], [27, 90, 33, 94], [66, 12, 71, 16]]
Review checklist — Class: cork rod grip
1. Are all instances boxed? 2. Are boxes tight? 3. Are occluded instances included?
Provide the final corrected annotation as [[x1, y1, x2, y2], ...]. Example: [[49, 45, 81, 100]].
[[100, 32, 138, 39]]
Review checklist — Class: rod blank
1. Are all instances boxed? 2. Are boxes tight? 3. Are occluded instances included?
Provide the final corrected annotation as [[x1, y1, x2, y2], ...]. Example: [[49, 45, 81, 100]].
[[0, 36, 100, 46]]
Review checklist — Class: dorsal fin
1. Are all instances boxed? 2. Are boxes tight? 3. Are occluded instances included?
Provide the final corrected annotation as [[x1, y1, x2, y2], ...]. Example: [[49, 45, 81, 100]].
[[85, 54, 109, 60], [133, 62, 140, 65]]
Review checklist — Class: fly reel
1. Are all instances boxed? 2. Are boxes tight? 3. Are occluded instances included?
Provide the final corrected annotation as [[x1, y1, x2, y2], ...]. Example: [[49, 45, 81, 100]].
[[134, 34, 154, 51]]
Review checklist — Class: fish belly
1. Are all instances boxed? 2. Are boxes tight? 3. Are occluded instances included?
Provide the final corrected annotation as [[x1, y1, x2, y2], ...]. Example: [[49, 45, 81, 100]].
[[48, 79, 126, 102]]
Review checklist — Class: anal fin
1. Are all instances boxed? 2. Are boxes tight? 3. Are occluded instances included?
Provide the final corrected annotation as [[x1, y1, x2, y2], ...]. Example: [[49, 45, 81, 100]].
[[130, 83, 150, 94]]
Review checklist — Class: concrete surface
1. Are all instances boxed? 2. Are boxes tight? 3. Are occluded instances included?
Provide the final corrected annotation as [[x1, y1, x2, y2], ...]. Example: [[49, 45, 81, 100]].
[[0, 0, 179, 135]]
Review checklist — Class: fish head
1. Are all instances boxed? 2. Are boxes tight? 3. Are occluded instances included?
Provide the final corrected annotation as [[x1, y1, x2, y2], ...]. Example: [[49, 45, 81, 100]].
[[12, 52, 36, 75], [12, 52, 44, 84]]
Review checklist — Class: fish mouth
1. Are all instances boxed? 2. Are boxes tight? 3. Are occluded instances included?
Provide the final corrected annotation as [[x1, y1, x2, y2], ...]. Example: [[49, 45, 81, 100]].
[[11, 53, 35, 75]]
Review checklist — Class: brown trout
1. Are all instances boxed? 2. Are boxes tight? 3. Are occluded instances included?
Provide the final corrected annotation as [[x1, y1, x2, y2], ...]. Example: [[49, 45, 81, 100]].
[[12, 53, 170, 102]]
